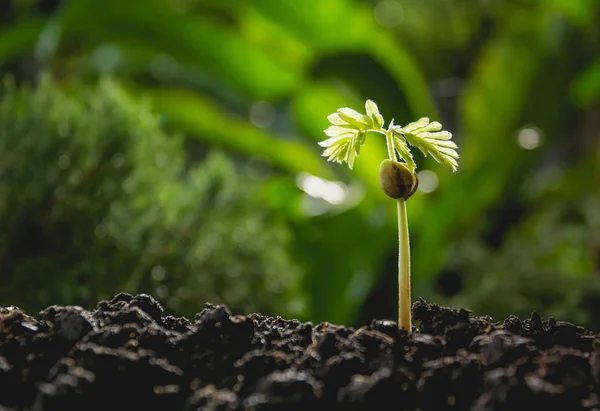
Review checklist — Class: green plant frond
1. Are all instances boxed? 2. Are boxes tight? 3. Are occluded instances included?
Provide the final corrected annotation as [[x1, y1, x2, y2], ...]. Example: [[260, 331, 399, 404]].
[[319, 130, 364, 169], [365, 99, 384, 129], [336, 107, 371, 129], [391, 132, 416, 171], [397, 118, 459, 172], [319, 100, 386, 169]]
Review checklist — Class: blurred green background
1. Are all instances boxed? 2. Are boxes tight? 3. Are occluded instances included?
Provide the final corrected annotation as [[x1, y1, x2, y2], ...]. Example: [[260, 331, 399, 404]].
[[1, 0, 599, 329]]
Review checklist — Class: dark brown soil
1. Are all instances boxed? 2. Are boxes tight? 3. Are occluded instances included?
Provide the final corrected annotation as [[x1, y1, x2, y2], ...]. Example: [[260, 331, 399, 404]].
[[1, 293, 599, 410]]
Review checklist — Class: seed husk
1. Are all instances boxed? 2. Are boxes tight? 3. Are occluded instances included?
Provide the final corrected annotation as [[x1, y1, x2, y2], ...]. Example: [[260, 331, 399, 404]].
[[379, 160, 419, 200]]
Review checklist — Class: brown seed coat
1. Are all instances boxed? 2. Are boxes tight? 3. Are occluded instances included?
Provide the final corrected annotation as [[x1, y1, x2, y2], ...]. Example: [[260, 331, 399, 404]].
[[379, 160, 419, 200]]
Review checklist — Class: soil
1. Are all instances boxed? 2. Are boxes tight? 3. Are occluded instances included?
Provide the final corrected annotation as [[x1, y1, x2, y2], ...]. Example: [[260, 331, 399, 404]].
[[0, 294, 599, 411]]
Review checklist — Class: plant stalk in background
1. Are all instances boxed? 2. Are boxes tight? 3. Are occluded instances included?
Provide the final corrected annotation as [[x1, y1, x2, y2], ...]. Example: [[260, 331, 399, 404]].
[[318, 100, 459, 330]]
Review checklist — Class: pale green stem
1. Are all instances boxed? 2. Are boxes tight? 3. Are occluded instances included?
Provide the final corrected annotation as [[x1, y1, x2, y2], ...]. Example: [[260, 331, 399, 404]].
[[384, 130, 412, 331], [384, 131, 396, 160], [396, 198, 411, 330]]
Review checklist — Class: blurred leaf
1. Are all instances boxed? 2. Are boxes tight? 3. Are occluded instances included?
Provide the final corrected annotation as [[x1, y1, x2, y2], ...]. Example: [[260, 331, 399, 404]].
[[239, 7, 314, 74], [252, 0, 376, 49], [543, 0, 600, 27], [147, 87, 334, 180], [572, 58, 600, 106], [0, 18, 43, 67], [55, 0, 303, 99]]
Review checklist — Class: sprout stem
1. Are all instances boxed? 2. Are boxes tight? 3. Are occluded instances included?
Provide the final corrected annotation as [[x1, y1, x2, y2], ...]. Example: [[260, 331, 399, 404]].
[[385, 130, 412, 330], [385, 130, 396, 161], [397, 198, 411, 330]]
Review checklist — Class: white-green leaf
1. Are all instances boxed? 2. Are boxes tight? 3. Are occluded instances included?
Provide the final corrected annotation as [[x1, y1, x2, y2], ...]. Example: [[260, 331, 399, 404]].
[[324, 125, 356, 137], [391, 131, 416, 171], [337, 107, 369, 128], [365, 99, 384, 129], [397, 117, 459, 172], [318, 128, 365, 170]]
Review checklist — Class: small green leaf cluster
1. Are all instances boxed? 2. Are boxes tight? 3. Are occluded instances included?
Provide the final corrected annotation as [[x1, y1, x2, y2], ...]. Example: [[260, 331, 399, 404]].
[[319, 101, 383, 169], [395, 118, 459, 172], [319, 100, 459, 172]]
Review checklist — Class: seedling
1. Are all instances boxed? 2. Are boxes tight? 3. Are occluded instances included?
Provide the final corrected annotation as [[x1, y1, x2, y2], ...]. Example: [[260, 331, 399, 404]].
[[318, 100, 458, 330]]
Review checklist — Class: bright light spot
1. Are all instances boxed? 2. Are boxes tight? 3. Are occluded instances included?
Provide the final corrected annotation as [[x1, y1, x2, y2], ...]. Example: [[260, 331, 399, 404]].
[[374, 0, 404, 28], [152, 265, 166, 281], [249, 101, 276, 128], [517, 128, 542, 150], [417, 170, 439, 194], [296, 172, 348, 205]]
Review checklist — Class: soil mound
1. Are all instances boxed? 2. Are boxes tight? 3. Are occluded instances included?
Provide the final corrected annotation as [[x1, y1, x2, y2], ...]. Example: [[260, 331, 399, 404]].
[[1, 294, 598, 410]]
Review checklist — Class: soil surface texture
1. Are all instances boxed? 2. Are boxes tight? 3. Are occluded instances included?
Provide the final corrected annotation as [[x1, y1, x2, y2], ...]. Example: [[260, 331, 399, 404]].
[[1, 293, 599, 410]]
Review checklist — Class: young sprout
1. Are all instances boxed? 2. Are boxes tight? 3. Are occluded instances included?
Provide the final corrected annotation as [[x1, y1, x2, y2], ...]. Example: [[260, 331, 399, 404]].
[[318, 100, 459, 330]]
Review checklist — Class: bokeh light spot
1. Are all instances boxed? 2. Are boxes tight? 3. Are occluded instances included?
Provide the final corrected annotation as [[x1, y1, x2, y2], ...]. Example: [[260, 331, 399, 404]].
[[417, 170, 439, 194], [233, 226, 247, 243], [152, 265, 166, 281], [58, 154, 70, 169], [296, 172, 348, 205], [249, 101, 276, 128], [155, 285, 169, 299], [374, 0, 404, 28], [90, 45, 121, 73], [517, 127, 542, 150], [94, 224, 107, 238], [111, 153, 124, 168]]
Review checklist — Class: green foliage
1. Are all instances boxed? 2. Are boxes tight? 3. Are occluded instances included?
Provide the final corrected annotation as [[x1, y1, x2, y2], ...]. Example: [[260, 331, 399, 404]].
[[0, 0, 599, 326], [448, 193, 600, 328], [0, 75, 304, 318]]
